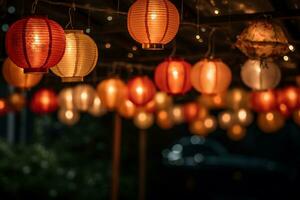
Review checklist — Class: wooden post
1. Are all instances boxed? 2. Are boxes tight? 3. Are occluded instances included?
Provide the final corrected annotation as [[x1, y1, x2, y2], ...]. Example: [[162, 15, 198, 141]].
[[7, 86, 15, 144], [111, 113, 122, 200], [139, 129, 147, 200]]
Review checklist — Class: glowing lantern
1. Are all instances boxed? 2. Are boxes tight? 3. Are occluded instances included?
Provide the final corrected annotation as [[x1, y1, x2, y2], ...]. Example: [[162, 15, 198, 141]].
[[189, 116, 216, 137], [117, 99, 136, 119], [73, 84, 96, 112], [6, 16, 66, 73], [241, 59, 281, 90], [227, 124, 246, 141], [58, 87, 75, 110], [226, 88, 249, 110], [235, 108, 253, 126], [218, 111, 235, 130], [142, 99, 157, 113], [134, 111, 154, 130], [97, 78, 127, 111], [8, 93, 26, 112], [191, 58, 232, 94], [156, 110, 174, 129], [58, 109, 80, 126], [293, 109, 300, 126], [171, 105, 185, 124], [127, 76, 156, 106], [250, 90, 277, 112], [257, 111, 285, 133], [154, 92, 172, 110], [2, 58, 43, 89], [30, 88, 58, 114], [203, 115, 217, 132], [0, 98, 9, 116], [198, 93, 226, 109], [155, 58, 191, 94], [51, 30, 98, 82], [88, 95, 106, 117], [236, 20, 289, 58], [277, 86, 299, 116], [127, 0, 180, 50], [183, 102, 208, 122]]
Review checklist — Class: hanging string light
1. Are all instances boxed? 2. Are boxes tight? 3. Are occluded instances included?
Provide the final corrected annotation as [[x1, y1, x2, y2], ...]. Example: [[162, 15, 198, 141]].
[[51, 30, 98, 82], [2, 58, 43, 89], [6, 16, 66, 73], [127, 0, 180, 50], [155, 58, 192, 95], [241, 59, 281, 90]]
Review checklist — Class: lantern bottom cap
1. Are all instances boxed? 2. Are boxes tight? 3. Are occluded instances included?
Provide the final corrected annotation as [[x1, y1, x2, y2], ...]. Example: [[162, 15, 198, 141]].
[[62, 77, 84, 82], [24, 68, 48, 73], [142, 43, 164, 50]]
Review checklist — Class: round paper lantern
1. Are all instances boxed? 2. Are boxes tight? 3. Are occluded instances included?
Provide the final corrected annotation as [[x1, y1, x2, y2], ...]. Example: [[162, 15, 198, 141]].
[[198, 93, 226, 109], [58, 87, 75, 110], [58, 109, 80, 126], [257, 111, 285, 133], [191, 58, 232, 94], [2, 58, 43, 89], [241, 59, 281, 90], [250, 90, 277, 112], [97, 78, 127, 111], [277, 86, 299, 116], [51, 30, 98, 82], [227, 124, 246, 141], [154, 92, 172, 110], [293, 109, 300, 126], [203, 115, 217, 132], [6, 16, 66, 73], [88, 95, 106, 117], [127, 0, 179, 50], [226, 88, 249, 110], [189, 116, 216, 137], [155, 58, 191, 94], [183, 102, 208, 122], [117, 99, 136, 119], [235, 108, 253, 126], [73, 84, 96, 112], [0, 98, 9, 116], [171, 105, 184, 124], [134, 111, 154, 130], [30, 88, 58, 114], [236, 20, 289, 58], [127, 76, 156, 106], [142, 99, 157, 113], [156, 110, 174, 130], [8, 93, 26, 112], [218, 111, 235, 130]]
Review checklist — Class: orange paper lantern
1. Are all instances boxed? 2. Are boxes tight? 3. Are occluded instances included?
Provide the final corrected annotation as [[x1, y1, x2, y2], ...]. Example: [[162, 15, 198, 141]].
[[134, 111, 154, 130], [277, 86, 299, 117], [127, 76, 156, 106], [226, 88, 249, 110], [257, 111, 285, 133], [250, 90, 277, 112], [6, 16, 66, 73], [0, 98, 9, 116], [73, 84, 96, 112], [191, 58, 232, 94], [218, 111, 236, 130], [117, 99, 136, 119], [154, 92, 172, 110], [2, 58, 43, 89], [227, 124, 246, 141], [127, 0, 180, 49], [8, 93, 26, 112], [88, 95, 106, 117], [156, 109, 174, 130], [97, 78, 127, 111], [30, 88, 58, 114], [58, 109, 80, 126], [58, 87, 75, 110], [155, 58, 192, 94], [171, 105, 184, 124]]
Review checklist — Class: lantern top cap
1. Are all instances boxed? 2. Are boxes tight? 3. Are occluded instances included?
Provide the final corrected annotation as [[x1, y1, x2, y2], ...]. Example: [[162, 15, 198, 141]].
[[64, 29, 84, 34]]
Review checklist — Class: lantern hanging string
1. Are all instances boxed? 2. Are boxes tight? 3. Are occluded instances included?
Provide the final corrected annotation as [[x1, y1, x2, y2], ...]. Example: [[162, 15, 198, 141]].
[[170, 40, 177, 57], [204, 27, 217, 58], [65, 5, 76, 29], [31, 0, 39, 14]]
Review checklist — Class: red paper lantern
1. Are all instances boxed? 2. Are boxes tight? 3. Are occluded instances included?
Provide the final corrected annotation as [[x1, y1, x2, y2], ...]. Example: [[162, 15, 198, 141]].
[[0, 98, 9, 116], [277, 86, 299, 116], [6, 16, 66, 73], [183, 102, 199, 122], [155, 58, 192, 95], [30, 88, 58, 114], [127, 76, 156, 106], [191, 58, 232, 94], [251, 90, 277, 112]]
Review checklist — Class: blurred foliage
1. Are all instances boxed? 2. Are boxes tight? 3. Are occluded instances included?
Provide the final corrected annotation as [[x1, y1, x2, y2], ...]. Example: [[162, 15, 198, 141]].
[[0, 113, 135, 199]]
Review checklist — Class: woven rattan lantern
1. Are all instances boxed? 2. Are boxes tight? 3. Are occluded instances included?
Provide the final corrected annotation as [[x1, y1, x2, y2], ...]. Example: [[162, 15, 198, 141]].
[[88, 95, 106, 117], [257, 111, 285, 133], [2, 58, 43, 89], [73, 84, 96, 112], [134, 111, 154, 130], [127, 76, 156, 106], [241, 59, 281, 90], [30, 88, 58, 114], [250, 90, 277, 112], [6, 16, 66, 73], [51, 30, 98, 82], [58, 109, 80, 126], [236, 21, 289, 58], [155, 58, 192, 94], [191, 58, 232, 94], [127, 0, 180, 50], [97, 78, 127, 111]]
